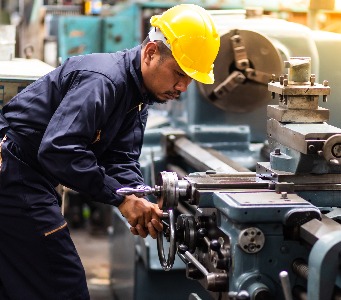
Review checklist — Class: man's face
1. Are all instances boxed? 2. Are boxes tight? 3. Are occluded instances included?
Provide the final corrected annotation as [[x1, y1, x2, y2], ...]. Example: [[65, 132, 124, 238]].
[[141, 42, 192, 103]]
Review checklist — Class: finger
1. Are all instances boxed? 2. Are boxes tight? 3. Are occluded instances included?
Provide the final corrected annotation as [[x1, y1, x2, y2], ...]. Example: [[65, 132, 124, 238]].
[[130, 227, 139, 235], [128, 219, 137, 227], [135, 224, 148, 238], [150, 212, 161, 223], [151, 218, 163, 232], [151, 204, 163, 219], [125, 213, 137, 227], [137, 215, 145, 228], [147, 222, 158, 239], [144, 211, 152, 228]]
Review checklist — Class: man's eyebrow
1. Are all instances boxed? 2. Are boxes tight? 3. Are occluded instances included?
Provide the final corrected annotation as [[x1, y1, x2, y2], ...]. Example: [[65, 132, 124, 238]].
[[176, 69, 186, 76]]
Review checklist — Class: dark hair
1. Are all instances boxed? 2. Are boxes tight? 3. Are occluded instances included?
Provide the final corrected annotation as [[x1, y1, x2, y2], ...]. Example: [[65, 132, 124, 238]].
[[142, 35, 172, 62]]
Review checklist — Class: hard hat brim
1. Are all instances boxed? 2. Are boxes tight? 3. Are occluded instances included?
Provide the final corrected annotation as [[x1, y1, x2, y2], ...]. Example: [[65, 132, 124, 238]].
[[180, 64, 215, 84]]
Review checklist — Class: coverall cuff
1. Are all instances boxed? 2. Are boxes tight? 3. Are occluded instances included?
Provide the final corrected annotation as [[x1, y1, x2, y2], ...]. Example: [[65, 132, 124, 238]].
[[92, 175, 125, 206]]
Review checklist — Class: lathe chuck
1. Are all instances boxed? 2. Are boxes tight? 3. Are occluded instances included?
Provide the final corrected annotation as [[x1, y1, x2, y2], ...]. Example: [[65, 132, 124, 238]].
[[198, 29, 283, 113]]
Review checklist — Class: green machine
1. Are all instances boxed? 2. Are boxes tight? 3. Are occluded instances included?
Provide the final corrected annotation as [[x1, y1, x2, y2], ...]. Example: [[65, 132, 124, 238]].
[[57, 3, 171, 62]]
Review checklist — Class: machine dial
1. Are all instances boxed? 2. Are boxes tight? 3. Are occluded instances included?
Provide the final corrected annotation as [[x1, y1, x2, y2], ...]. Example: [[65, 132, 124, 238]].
[[322, 134, 341, 165]]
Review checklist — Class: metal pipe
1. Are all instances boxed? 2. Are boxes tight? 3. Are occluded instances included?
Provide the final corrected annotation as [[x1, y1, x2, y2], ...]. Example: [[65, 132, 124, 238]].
[[173, 137, 242, 174], [279, 271, 293, 300]]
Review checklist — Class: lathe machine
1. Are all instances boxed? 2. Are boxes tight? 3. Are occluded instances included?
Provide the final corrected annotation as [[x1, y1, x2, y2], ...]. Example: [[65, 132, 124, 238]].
[[109, 9, 341, 300], [116, 56, 341, 300]]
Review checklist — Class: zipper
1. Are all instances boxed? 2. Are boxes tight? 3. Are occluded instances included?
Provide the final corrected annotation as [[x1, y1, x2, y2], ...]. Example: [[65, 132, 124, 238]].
[[0, 135, 7, 171], [127, 102, 143, 113], [44, 222, 67, 236]]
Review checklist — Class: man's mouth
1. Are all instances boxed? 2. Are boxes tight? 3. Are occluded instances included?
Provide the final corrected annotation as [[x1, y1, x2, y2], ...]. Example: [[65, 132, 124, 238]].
[[165, 91, 181, 99]]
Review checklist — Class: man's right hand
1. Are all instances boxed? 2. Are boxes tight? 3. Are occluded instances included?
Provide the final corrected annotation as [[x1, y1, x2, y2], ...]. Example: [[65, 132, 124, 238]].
[[118, 194, 163, 239], [129, 219, 163, 239]]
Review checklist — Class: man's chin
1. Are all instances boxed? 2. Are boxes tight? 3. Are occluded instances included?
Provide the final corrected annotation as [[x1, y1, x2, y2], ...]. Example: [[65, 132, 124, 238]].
[[153, 98, 169, 104], [150, 91, 180, 104], [153, 94, 173, 104]]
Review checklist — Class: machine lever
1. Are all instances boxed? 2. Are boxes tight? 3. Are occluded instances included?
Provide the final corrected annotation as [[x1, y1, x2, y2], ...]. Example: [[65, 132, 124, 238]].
[[230, 33, 250, 70], [199, 230, 225, 260], [210, 71, 246, 100], [279, 271, 293, 300], [210, 239, 225, 259], [245, 67, 273, 85], [179, 244, 229, 292], [116, 185, 157, 197], [178, 244, 209, 276], [161, 212, 169, 219]]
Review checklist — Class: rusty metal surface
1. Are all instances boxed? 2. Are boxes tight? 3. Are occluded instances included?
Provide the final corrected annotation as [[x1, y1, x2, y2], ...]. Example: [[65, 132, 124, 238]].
[[268, 82, 330, 96], [267, 105, 329, 123], [281, 96, 319, 110]]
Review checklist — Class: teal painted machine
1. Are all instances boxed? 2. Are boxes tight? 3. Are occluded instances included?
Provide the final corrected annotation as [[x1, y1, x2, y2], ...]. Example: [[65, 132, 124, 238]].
[[57, 3, 180, 62], [118, 56, 341, 300], [109, 8, 341, 300], [57, 3, 142, 60]]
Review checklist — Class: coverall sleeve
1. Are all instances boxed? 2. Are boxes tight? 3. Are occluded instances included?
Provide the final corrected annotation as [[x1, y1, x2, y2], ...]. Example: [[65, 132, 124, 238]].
[[38, 71, 129, 206], [97, 104, 147, 189]]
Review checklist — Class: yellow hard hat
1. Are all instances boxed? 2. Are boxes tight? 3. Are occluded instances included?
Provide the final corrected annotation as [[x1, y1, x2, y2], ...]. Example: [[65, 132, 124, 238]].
[[150, 4, 220, 84]]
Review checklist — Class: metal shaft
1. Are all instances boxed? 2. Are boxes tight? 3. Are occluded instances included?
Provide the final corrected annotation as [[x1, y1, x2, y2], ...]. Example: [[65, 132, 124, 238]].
[[279, 271, 293, 300]]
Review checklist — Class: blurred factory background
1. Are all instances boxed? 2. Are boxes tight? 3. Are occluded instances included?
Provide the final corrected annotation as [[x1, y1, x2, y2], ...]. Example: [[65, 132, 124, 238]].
[[2, 1, 341, 300]]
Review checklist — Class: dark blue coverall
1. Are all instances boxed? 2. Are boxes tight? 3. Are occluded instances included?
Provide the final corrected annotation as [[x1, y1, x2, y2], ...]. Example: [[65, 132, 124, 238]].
[[0, 45, 153, 299]]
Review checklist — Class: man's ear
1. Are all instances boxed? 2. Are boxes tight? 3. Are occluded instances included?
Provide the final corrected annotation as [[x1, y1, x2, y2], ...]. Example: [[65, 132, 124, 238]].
[[143, 42, 158, 65]]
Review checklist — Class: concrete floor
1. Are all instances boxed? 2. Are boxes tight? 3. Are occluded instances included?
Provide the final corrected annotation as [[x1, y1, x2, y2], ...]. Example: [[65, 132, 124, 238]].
[[71, 228, 113, 300]]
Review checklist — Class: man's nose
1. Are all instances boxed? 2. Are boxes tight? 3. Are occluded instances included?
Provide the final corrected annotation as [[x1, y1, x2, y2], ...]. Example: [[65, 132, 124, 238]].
[[175, 77, 192, 92]]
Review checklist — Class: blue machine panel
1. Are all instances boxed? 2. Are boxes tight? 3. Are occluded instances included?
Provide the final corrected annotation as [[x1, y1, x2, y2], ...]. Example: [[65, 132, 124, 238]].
[[58, 16, 102, 62], [102, 15, 137, 53], [102, 5, 139, 53]]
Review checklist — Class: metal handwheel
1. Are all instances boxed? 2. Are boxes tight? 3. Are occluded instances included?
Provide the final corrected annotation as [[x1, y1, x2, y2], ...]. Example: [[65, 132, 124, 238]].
[[117, 171, 181, 271], [157, 209, 176, 271]]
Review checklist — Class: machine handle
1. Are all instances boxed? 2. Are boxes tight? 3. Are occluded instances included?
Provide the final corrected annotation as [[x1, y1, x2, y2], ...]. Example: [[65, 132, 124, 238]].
[[116, 185, 156, 197], [178, 244, 229, 292], [157, 209, 176, 271], [279, 271, 293, 300], [178, 244, 209, 276]]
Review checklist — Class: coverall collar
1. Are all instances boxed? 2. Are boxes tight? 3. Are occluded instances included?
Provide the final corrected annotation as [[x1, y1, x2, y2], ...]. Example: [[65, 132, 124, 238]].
[[128, 45, 158, 105]]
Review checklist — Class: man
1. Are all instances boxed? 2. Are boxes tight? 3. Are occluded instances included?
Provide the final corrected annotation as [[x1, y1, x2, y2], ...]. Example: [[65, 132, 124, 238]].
[[0, 3, 220, 300]]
